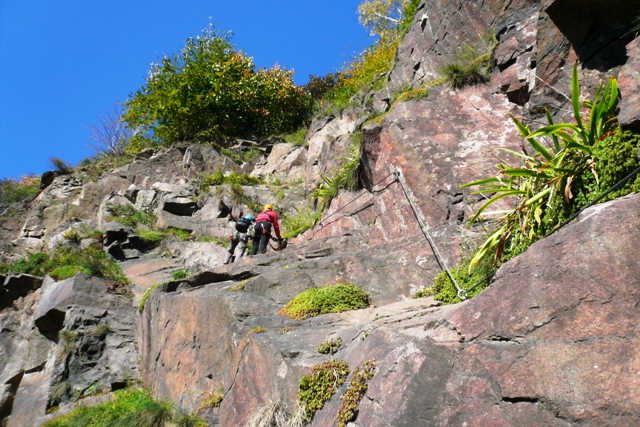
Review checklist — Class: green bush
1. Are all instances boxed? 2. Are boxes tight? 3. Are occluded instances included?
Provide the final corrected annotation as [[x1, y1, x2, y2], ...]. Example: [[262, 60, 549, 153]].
[[0, 245, 130, 292], [107, 205, 156, 228], [283, 127, 308, 147], [279, 283, 370, 320], [199, 169, 261, 194], [123, 25, 312, 152], [440, 31, 496, 90], [172, 270, 188, 281], [313, 135, 363, 210], [281, 205, 322, 239], [139, 283, 161, 313], [417, 255, 494, 305], [298, 359, 349, 422], [0, 174, 40, 210], [43, 388, 188, 427]]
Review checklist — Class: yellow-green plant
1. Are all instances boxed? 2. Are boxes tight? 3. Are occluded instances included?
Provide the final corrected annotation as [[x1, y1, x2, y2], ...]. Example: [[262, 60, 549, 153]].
[[335, 361, 378, 427], [462, 63, 619, 272], [298, 359, 350, 422], [279, 283, 370, 320], [313, 135, 363, 210]]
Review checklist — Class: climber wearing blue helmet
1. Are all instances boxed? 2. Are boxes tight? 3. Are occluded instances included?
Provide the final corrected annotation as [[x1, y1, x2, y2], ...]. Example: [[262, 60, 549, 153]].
[[223, 214, 255, 264]]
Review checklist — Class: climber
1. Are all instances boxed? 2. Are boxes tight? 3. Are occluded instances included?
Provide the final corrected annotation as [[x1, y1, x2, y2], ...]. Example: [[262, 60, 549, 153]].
[[250, 204, 281, 255], [223, 214, 254, 264]]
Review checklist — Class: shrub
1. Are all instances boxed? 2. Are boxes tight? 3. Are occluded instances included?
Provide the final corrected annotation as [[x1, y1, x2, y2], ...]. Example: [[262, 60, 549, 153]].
[[199, 169, 261, 194], [221, 146, 264, 165], [107, 204, 156, 228], [281, 205, 322, 239], [317, 336, 342, 354], [123, 25, 312, 151], [303, 73, 340, 102], [298, 359, 349, 422], [335, 361, 378, 427], [283, 127, 308, 147], [440, 31, 496, 90], [462, 63, 621, 273], [43, 388, 176, 427], [0, 174, 40, 210], [198, 390, 224, 410], [313, 135, 363, 210], [172, 270, 188, 281], [279, 283, 370, 320], [0, 245, 129, 292]]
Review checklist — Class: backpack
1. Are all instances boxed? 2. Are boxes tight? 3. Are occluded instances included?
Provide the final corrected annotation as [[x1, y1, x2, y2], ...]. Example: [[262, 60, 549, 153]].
[[236, 216, 251, 233]]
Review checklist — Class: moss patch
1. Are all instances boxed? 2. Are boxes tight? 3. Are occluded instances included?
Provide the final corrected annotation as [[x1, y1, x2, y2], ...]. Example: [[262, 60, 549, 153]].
[[279, 284, 370, 320], [335, 360, 378, 427], [317, 336, 341, 355], [298, 359, 349, 422]]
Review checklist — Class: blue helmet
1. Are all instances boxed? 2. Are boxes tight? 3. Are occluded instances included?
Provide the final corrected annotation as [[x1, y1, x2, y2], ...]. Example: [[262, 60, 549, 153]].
[[244, 215, 254, 221]]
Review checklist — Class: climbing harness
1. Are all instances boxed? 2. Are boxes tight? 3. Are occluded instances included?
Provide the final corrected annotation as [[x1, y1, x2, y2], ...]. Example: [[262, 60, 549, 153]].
[[269, 238, 288, 251], [393, 169, 467, 300]]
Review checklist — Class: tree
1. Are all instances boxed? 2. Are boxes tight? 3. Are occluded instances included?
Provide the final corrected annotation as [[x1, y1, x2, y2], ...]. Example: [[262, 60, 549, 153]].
[[122, 26, 312, 153], [88, 105, 133, 157], [357, 0, 410, 41]]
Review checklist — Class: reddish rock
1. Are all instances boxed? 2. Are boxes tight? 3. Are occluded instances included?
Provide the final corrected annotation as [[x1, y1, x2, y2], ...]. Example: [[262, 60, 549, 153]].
[[5, 372, 50, 427], [619, 38, 640, 132]]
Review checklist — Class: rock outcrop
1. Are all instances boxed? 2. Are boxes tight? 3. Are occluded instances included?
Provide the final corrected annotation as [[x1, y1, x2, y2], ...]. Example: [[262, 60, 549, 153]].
[[2, 0, 640, 425]]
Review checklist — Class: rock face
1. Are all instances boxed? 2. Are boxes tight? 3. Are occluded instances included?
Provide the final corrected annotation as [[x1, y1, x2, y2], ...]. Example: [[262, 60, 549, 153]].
[[2, 0, 640, 425], [139, 192, 640, 427], [0, 274, 139, 426]]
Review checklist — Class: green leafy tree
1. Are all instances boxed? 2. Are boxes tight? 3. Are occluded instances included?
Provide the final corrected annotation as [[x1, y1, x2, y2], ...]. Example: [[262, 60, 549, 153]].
[[123, 26, 312, 152], [358, 0, 410, 41]]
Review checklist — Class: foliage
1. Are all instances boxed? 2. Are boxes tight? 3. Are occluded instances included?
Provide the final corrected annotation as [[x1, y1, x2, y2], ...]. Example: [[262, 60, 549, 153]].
[[313, 135, 363, 210], [50, 265, 91, 281], [317, 336, 342, 354], [281, 204, 322, 239], [106, 204, 156, 228], [62, 224, 103, 244], [283, 127, 308, 147], [172, 270, 188, 280], [462, 63, 620, 273], [199, 169, 261, 194], [76, 153, 136, 182], [227, 281, 246, 292], [0, 244, 130, 292], [139, 283, 161, 313], [49, 156, 74, 175], [298, 359, 349, 422], [251, 326, 267, 334], [43, 388, 177, 427], [279, 283, 370, 320], [440, 30, 496, 89], [325, 37, 399, 110], [303, 73, 340, 102], [364, 86, 430, 126], [221, 146, 264, 164], [198, 390, 224, 410], [0, 174, 40, 210], [59, 331, 78, 358], [174, 413, 209, 427], [358, 0, 409, 41], [417, 255, 494, 304], [335, 361, 378, 427], [123, 25, 312, 152], [397, 0, 421, 35]]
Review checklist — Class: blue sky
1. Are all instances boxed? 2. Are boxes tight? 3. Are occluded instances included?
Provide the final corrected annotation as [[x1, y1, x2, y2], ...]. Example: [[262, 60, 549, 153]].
[[0, 1, 372, 180]]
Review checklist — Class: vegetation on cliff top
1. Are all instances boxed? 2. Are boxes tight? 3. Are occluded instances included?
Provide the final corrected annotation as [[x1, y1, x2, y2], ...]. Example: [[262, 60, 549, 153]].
[[122, 25, 312, 153]]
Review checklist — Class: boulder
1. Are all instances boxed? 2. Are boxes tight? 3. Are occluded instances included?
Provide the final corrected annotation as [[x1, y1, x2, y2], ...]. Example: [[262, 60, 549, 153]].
[[0, 275, 43, 309], [34, 274, 125, 339], [619, 38, 640, 132], [159, 195, 198, 216], [4, 372, 50, 427]]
